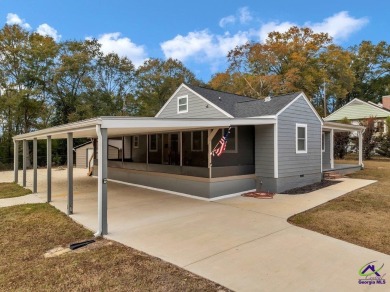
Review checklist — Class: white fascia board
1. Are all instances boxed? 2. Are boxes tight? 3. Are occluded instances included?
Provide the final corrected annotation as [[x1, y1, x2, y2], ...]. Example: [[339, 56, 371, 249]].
[[276, 92, 323, 125], [13, 118, 101, 141]]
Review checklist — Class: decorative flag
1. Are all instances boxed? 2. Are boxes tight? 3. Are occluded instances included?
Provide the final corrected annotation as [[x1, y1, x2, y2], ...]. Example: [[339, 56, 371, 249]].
[[211, 127, 231, 157]]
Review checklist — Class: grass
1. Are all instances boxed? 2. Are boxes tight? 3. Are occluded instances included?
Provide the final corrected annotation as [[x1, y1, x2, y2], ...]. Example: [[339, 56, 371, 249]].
[[288, 160, 390, 255], [0, 182, 32, 199], [0, 204, 229, 291]]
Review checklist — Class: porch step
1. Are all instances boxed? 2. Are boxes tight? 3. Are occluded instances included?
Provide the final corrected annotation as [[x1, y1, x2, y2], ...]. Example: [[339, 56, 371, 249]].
[[323, 172, 343, 179]]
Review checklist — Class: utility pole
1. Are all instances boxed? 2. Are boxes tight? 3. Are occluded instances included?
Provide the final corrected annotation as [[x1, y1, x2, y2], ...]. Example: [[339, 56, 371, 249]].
[[323, 79, 327, 117]]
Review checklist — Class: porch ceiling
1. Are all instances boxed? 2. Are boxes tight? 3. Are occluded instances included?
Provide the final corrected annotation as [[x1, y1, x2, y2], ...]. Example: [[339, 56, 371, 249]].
[[13, 116, 276, 141]]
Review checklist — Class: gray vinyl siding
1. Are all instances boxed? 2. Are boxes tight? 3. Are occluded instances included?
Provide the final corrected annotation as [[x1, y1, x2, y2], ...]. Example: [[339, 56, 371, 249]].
[[124, 137, 131, 159], [157, 86, 228, 118], [254, 124, 274, 178], [322, 131, 331, 169], [277, 96, 322, 182], [131, 135, 147, 163]]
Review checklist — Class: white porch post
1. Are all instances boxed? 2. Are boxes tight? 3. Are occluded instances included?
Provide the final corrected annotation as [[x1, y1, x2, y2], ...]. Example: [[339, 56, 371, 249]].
[[22, 139, 27, 187], [13, 140, 19, 183], [358, 130, 364, 168], [96, 125, 108, 236], [33, 138, 37, 193], [47, 136, 52, 202], [179, 131, 183, 167], [67, 133, 73, 215], [330, 129, 334, 169]]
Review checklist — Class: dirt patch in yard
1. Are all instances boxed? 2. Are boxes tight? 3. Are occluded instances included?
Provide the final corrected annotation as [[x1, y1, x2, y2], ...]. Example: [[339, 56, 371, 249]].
[[288, 160, 390, 255], [0, 204, 231, 291], [0, 182, 32, 199], [281, 180, 341, 194]]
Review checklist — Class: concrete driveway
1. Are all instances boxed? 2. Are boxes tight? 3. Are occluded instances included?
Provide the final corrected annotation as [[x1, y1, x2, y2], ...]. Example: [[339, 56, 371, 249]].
[[1, 168, 389, 291]]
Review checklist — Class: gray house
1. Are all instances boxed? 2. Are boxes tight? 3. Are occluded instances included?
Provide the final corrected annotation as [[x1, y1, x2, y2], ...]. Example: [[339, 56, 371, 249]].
[[12, 83, 364, 235]]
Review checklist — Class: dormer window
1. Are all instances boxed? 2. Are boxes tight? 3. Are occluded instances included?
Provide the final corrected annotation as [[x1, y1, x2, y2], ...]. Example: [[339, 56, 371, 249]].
[[177, 95, 188, 113]]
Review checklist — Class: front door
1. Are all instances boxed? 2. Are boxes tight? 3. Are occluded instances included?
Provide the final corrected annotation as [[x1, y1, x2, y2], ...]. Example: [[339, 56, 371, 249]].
[[163, 133, 179, 165]]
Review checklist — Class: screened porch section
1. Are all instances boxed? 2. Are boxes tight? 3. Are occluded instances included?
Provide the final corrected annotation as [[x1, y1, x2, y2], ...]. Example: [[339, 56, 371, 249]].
[[96, 126, 255, 179]]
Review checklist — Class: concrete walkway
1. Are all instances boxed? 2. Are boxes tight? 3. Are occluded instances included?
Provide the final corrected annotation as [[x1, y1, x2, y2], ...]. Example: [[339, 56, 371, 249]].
[[1, 169, 389, 292]]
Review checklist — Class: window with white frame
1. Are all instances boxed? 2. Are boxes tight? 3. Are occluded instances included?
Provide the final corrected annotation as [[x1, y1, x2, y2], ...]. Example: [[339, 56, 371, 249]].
[[177, 95, 188, 113], [133, 136, 139, 148], [222, 127, 238, 153], [296, 124, 307, 153], [322, 133, 325, 152], [191, 131, 203, 152], [149, 134, 158, 152]]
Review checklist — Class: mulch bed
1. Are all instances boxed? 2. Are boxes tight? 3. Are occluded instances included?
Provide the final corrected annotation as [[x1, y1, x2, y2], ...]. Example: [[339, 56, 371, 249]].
[[281, 180, 341, 195], [242, 191, 275, 199]]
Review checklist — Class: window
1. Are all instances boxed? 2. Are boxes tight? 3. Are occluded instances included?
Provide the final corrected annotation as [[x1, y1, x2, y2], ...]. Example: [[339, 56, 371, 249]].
[[133, 136, 139, 148], [322, 133, 325, 152], [149, 134, 158, 152], [376, 121, 384, 133], [296, 124, 307, 153], [191, 131, 203, 152], [222, 127, 238, 153], [177, 95, 188, 113]]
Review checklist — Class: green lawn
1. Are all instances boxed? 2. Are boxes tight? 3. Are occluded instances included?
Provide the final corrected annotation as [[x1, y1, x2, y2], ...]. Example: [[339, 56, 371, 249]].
[[0, 182, 32, 199], [0, 204, 229, 291], [288, 160, 390, 255]]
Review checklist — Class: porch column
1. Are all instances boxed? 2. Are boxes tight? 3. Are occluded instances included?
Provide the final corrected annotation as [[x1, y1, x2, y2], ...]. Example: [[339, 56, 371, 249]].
[[358, 130, 364, 167], [47, 136, 52, 202], [330, 129, 334, 169], [67, 133, 73, 215], [33, 138, 37, 193], [22, 139, 27, 187], [13, 140, 19, 183], [179, 132, 183, 167], [96, 125, 108, 236]]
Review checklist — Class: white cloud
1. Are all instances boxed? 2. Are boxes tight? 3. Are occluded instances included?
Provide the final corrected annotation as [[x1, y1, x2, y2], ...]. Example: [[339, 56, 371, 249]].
[[239, 7, 253, 24], [36, 23, 61, 41], [160, 30, 249, 62], [6, 13, 31, 29], [306, 11, 369, 41], [219, 15, 236, 28], [256, 21, 297, 42], [96, 32, 147, 67]]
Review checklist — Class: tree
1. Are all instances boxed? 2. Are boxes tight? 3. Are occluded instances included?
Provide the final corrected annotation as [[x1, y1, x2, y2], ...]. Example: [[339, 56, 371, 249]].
[[347, 41, 390, 104], [361, 117, 376, 159], [333, 118, 351, 159], [135, 58, 201, 116], [211, 26, 355, 116], [376, 116, 390, 157]]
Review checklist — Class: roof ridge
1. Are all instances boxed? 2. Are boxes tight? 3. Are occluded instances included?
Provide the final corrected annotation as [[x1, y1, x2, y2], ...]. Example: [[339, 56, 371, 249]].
[[185, 83, 256, 100]]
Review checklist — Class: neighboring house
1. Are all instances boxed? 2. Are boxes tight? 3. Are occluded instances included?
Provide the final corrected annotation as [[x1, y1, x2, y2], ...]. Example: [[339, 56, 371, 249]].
[[324, 97, 390, 134], [13, 83, 364, 200]]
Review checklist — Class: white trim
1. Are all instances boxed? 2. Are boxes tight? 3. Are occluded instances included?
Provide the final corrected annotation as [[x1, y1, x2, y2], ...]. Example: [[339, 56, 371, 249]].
[[222, 127, 238, 153], [133, 135, 139, 148], [324, 98, 390, 121], [296, 123, 307, 154], [149, 134, 158, 152], [330, 129, 334, 169], [102, 178, 253, 202], [322, 132, 325, 152], [274, 121, 278, 178], [191, 131, 203, 152], [276, 92, 323, 125], [177, 95, 188, 114]]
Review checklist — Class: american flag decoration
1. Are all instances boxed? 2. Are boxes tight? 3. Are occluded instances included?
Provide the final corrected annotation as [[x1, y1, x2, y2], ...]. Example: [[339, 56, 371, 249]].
[[211, 127, 231, 157]]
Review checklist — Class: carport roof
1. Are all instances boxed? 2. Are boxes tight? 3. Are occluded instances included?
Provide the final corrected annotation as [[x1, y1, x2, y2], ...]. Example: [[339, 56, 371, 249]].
[[13, 116, 277, 141]]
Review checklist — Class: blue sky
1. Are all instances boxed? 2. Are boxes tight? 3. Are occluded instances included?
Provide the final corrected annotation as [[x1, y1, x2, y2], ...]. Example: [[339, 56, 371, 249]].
[[1, 0, 389, 81]]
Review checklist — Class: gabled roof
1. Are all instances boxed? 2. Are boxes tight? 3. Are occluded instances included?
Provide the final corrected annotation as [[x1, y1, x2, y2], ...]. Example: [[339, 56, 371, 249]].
[[325, 98, 390, 121], [185, 84, 302, 117]]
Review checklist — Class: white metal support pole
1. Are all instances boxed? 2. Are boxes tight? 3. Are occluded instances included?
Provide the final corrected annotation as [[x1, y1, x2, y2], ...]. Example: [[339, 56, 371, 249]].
[[359, 130, 364, 168], [179, 131, 183, 167], [330, 129, 334, 169], [23, 139, 27, 187], [96, 125, 108, 236], [14, 140, 19, 183], [47, 136, 52, 202], [33, 138, 37, 193], [67, 133, 73, 215]]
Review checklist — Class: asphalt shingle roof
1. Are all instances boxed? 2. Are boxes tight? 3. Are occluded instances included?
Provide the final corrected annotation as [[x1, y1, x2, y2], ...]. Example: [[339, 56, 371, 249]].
[[186, 84, 301, 117]]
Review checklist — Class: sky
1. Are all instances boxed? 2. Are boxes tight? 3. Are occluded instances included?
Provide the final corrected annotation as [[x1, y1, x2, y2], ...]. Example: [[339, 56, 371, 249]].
[[1, 0, 389, 81]]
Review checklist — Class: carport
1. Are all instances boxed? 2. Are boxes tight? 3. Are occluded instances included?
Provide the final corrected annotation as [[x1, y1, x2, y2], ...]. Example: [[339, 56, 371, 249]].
[[12, 116, 275, 235]]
